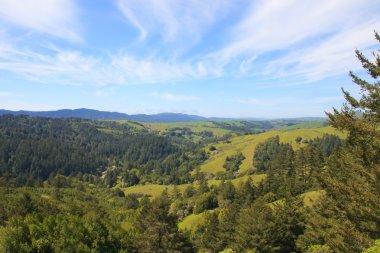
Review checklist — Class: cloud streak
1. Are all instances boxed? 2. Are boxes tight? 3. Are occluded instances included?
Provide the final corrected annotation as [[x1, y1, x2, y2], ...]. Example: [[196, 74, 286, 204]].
[[0, 0, 81, 42], [0, 43, 213, 86], [116, 0, 234, 45], [209, 0, 380, 82], [0, 0, 379, 87]]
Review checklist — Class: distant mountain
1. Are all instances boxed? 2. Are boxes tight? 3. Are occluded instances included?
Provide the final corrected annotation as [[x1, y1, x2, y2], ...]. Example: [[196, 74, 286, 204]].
[[0, 108, 230, 123]]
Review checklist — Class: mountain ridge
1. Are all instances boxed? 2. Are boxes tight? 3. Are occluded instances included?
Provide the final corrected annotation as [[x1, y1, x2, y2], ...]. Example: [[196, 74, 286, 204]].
[[0, 108, 232, 123], [0, 108, 327, 123]]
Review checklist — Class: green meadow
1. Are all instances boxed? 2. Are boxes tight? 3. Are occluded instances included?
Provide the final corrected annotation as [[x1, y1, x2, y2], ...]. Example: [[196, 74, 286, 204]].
[[199, 126, 345, 174]]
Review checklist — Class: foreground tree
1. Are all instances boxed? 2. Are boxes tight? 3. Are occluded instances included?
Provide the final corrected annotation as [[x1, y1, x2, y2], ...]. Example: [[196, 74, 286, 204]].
[[298, 32, 380, 253], [134, 190, 193, 252]]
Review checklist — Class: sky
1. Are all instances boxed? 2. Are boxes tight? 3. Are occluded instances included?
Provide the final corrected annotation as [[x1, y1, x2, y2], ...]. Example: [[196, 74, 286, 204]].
[[0, 0, 379, 118]]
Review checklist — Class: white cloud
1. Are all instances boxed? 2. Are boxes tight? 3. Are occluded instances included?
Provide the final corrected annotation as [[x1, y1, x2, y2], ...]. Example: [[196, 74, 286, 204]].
[[0, 0, 81, 42], [117, 1, 147, 41], [149, 92, 199, 102], [0, 0, 379, 87], [239, 56, 257, 74], [0, 42, 213, 86], [264, 21, 380, 82], [110, 54, 209, 84], [209, 0, 380, 81], [116, 0, 233, 44]]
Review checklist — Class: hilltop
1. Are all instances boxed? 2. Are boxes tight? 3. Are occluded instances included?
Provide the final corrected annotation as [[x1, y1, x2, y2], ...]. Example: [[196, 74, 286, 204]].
[[0, 108, 326, 123]]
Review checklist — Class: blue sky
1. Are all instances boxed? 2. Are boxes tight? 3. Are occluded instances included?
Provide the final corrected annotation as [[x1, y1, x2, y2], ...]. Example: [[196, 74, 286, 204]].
[[0, 0, 379, 118]]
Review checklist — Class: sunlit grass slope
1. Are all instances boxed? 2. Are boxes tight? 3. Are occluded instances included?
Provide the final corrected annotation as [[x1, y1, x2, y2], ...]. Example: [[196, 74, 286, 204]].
[[199, 126, 345, 174], [122, 184, 191, 198], [178, 212, 208, 231], [121, 175, 266, 198], [143, 121, 233, 137]]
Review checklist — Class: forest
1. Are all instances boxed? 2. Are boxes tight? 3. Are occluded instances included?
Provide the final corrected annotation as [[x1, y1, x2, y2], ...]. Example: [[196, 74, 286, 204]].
[[0, 34, 379, 253]]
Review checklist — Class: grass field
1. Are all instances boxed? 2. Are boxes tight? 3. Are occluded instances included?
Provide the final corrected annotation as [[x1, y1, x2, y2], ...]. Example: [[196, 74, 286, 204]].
[[301, 190, 325, 207], [143, 121, 233, 137], [199, 126, 345, 175], [178, 212, 208, 231], [122, 183, 191, 198], [278, 121, 327, 130], [207, 174, 266, 187], [179, 189, 325, 232], [121, 174, 266, 197]]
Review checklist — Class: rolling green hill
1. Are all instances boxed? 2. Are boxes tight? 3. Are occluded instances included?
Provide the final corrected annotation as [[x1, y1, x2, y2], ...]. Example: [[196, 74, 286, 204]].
[[199, 126, 345, 175], [121, 174, 266, 197], [144, 121, 233, 137]]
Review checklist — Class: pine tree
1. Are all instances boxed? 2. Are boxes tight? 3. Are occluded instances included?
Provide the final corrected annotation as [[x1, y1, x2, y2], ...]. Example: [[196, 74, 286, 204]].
[[134, 190, 193, 252], [299, 32, 380, 253], [193, 211, 221, 253]]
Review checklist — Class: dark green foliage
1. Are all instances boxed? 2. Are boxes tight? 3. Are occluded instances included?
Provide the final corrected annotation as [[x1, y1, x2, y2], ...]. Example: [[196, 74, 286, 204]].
[[218, 180, 236, 204], [183, 185, 197, 198], [213, 120, 273, 134], [223, 152, 245, 172], [237, 177, 257, 205], [125, 194, 140, 209], [0, 214, 130, 253], [233, 197, 305, 253], [262, 142, 295, 197], [134, 190, 194, 252], [253, 136, 283, 172], [192, 212, 221, 253], [257, 134, 341, 199], [217, 203, 240, 250], [299, 32, 380, 253], [309, 134, 343, 157], [0, 185, 135, 252], [0, 116, 178, 184], [193, 192, 218, 214]]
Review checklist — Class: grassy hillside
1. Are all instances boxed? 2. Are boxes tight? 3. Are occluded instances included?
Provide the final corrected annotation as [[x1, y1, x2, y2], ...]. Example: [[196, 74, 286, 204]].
[[144, 121, 233, 137], [142, 120, 330, 143], [122, 183, 191, 198], [178, 212, 209, 231], [179, 189, 326, 232], [199, 126, 345, 175], [121, 174, 266, 197]]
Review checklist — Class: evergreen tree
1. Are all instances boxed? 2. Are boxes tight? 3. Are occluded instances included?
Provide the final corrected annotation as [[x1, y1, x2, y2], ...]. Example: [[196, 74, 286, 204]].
[[217, 203, 240, 250], [299, 32, 380, 253], [237, 177, 256, 205], [192, 211, 221, 253], [134, 190, 193, 252]]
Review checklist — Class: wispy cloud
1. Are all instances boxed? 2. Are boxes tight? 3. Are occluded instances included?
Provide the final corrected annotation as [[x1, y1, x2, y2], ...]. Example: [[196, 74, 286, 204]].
[[0, 0, 379, 88], [110, 54, 209, 84], [263, 21, 380, 82], [116, 0, 233, 45], [0, 0, 81, 42], [209, 0, 380, 81], [0, 43, 213, 86], [149, 92, 200, 102]]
